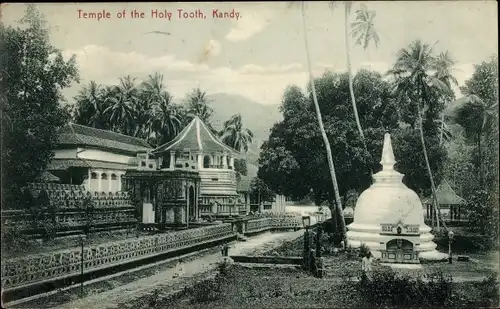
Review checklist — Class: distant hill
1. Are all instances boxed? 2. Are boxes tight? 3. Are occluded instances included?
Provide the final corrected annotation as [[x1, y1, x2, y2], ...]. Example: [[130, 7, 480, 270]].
[[207, 93, 282, 167]]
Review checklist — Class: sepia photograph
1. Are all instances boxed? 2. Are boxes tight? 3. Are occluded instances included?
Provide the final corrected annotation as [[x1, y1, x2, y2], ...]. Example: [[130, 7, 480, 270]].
[[0, 1, 498, 308]]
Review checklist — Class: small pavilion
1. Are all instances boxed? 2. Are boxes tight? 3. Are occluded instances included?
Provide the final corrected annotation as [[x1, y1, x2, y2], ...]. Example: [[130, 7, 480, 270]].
[[423, 180, 467, 221]]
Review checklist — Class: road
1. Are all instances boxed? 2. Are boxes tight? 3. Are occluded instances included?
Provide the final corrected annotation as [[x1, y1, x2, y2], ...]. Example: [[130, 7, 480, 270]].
[[53, 230, 304, 309]]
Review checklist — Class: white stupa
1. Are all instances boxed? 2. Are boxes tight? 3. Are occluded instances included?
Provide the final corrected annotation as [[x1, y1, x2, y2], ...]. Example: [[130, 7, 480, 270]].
[[347, 133, 444, 263]]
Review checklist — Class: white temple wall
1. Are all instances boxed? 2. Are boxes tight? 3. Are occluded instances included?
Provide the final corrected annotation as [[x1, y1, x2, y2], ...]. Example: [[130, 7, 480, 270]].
[[78, 148, 134, 164]]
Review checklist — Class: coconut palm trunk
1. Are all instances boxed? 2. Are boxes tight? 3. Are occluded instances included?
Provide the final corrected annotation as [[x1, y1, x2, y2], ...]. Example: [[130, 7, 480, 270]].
[[301, 3, 348, 245], [417, 102, 446, 231], [344, 3, 367, 150]]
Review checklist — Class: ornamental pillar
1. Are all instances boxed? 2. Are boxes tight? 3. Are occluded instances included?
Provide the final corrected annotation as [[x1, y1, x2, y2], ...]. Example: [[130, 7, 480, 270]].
[[222, 154, 228, 169], [170, 152, 175, 169]]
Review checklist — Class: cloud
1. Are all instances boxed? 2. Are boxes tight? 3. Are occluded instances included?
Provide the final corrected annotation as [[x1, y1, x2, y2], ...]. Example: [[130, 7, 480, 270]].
[[225, 10, 275, 42], [62, 45, 307, 105], [238, 63, 302, 75]]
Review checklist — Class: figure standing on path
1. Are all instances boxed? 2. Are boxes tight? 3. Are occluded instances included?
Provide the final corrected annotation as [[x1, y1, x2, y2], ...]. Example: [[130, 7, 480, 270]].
[[361, 251, 374, 277], [172, 259, 183, 278]]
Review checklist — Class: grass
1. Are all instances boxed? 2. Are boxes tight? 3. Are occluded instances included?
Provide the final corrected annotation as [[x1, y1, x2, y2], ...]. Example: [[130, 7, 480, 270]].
[[138, 265, 499, 309], [14, 245, 224, 309]]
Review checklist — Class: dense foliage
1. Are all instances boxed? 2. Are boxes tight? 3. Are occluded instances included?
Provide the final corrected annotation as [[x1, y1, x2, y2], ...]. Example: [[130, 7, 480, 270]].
[[258, 70, 447, 205], [0, 5, 79, 206]]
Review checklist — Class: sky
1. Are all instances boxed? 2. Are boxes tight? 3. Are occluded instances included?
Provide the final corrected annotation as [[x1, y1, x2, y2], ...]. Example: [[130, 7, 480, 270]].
[[3, 1, 498, 105]]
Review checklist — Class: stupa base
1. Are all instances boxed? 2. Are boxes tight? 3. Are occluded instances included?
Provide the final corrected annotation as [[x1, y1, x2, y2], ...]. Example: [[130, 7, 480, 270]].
[[419, 250, 449, 262]]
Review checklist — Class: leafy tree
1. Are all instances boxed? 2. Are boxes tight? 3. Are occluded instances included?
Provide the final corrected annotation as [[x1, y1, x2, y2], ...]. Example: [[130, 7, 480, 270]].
[[0, 4, 79, 207], [259, 69, 447, 217], [453, 57, 499, 188], [250, 177, 275, 204]]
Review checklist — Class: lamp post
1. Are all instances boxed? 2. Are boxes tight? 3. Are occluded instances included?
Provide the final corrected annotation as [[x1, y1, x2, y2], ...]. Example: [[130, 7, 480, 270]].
[[448, 230, 454, 264], [302, 216, 311, 270]]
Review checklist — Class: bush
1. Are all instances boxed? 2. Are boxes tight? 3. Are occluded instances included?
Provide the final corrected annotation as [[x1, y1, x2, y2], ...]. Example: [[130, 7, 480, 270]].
[[357, 268, 453, 307], [185, 261, 230, 303], [434, 234, 495, 253], [477, 273, 499, 307]]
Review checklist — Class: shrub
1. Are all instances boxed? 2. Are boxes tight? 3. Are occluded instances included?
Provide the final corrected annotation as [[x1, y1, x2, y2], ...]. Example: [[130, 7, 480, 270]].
[[357, 268, 453, 307], [186, 261, 230, 304], [477, 272, 499, 307]]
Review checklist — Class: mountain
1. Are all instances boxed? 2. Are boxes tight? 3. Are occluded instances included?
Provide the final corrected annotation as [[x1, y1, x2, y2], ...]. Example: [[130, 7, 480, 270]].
[[207, 93, 282, 172]]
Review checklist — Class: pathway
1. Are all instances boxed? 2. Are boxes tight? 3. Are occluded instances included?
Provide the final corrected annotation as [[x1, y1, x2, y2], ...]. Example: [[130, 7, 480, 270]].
[[52, 230, 304, 309]]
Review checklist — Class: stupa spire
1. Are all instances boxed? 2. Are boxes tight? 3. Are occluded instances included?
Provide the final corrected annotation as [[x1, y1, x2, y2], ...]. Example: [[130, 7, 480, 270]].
[[380, 133, 396, 171]]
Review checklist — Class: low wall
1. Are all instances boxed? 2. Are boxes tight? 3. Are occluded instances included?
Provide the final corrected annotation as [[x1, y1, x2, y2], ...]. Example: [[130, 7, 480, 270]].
[[230, 255, 303, 265], [1, 223, 235, 291], [244, 216, 303, 234]]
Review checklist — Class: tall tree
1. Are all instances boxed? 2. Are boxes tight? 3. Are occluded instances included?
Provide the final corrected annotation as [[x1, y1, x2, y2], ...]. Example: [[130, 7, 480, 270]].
[[185, 87, 213, 123], [73, 80, 109, 129], [433, 51, 458, 145], [0, 4, 79, 206], [149, 91, 182, 146], [289, 2, 348, 244], [103, 75, 139, 135], [220, 114, 254, 153], [340, 2, 380, 150], [388, 40, 455, 231], [452, 56, 499, 188]]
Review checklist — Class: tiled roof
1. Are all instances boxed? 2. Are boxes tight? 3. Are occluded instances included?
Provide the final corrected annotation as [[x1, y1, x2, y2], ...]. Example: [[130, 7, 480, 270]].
[[422, 180, 466, 205], [48, 158, 135, 171], [57, 123, 152, 154], [152, 116, 240, 155]]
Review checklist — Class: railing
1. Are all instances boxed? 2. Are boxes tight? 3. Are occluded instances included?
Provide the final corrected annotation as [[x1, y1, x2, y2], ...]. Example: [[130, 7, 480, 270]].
[[244, 215, 303, 234], [1, 223, 235, 291]]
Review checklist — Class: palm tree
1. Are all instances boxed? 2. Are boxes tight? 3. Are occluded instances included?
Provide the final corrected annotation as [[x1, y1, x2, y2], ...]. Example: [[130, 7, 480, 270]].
[[104, 76, 139, 135], [340, 2, 380, 150], [433, 51, 458, 145], [186, 88, 213, 123], [388, 40, 455, 231], [220, 114, 254, 152], [453, 95, 498, 186], [150, 91, 182, 146], [73, 81, 109, 129], [292, 2, 348, 245]]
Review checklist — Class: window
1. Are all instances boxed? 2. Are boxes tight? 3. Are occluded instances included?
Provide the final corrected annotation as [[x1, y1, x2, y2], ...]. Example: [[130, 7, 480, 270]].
[[203, 155, 211, 168], [91, 173, 98, 179], [111, 174, 117, 180], [141, 161, 146, 167], [264, 204, 272, 210], [101, 173, 108, 180]]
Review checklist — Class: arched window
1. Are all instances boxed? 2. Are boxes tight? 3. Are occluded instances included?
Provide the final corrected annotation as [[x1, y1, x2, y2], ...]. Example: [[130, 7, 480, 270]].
[[111, 174, 117, 180], [91, 172, 98, 179], [203, 155, 211, 168], [101, 173, 108, 180]]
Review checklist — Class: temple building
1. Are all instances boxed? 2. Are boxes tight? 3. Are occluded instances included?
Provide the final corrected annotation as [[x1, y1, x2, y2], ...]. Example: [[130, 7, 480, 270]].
[[347, 133, 441, 264], [422, 180, 467, 222], [45, 118, 284, 226], [47, 123, 152, 192]]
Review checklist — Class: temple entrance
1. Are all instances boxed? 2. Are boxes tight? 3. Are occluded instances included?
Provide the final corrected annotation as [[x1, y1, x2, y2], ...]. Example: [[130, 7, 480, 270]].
[[188, 186, 196, 221], [385, 239, 415, 263]]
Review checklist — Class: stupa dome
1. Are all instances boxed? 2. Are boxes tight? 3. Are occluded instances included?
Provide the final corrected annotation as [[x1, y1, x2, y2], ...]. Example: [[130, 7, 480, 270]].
[[346, 133, 438, 263]]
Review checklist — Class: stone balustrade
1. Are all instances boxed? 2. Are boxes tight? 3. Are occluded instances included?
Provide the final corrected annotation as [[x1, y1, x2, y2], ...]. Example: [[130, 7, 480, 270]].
[[1, 223, 235, 290], [245, 215, 303, 234]]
